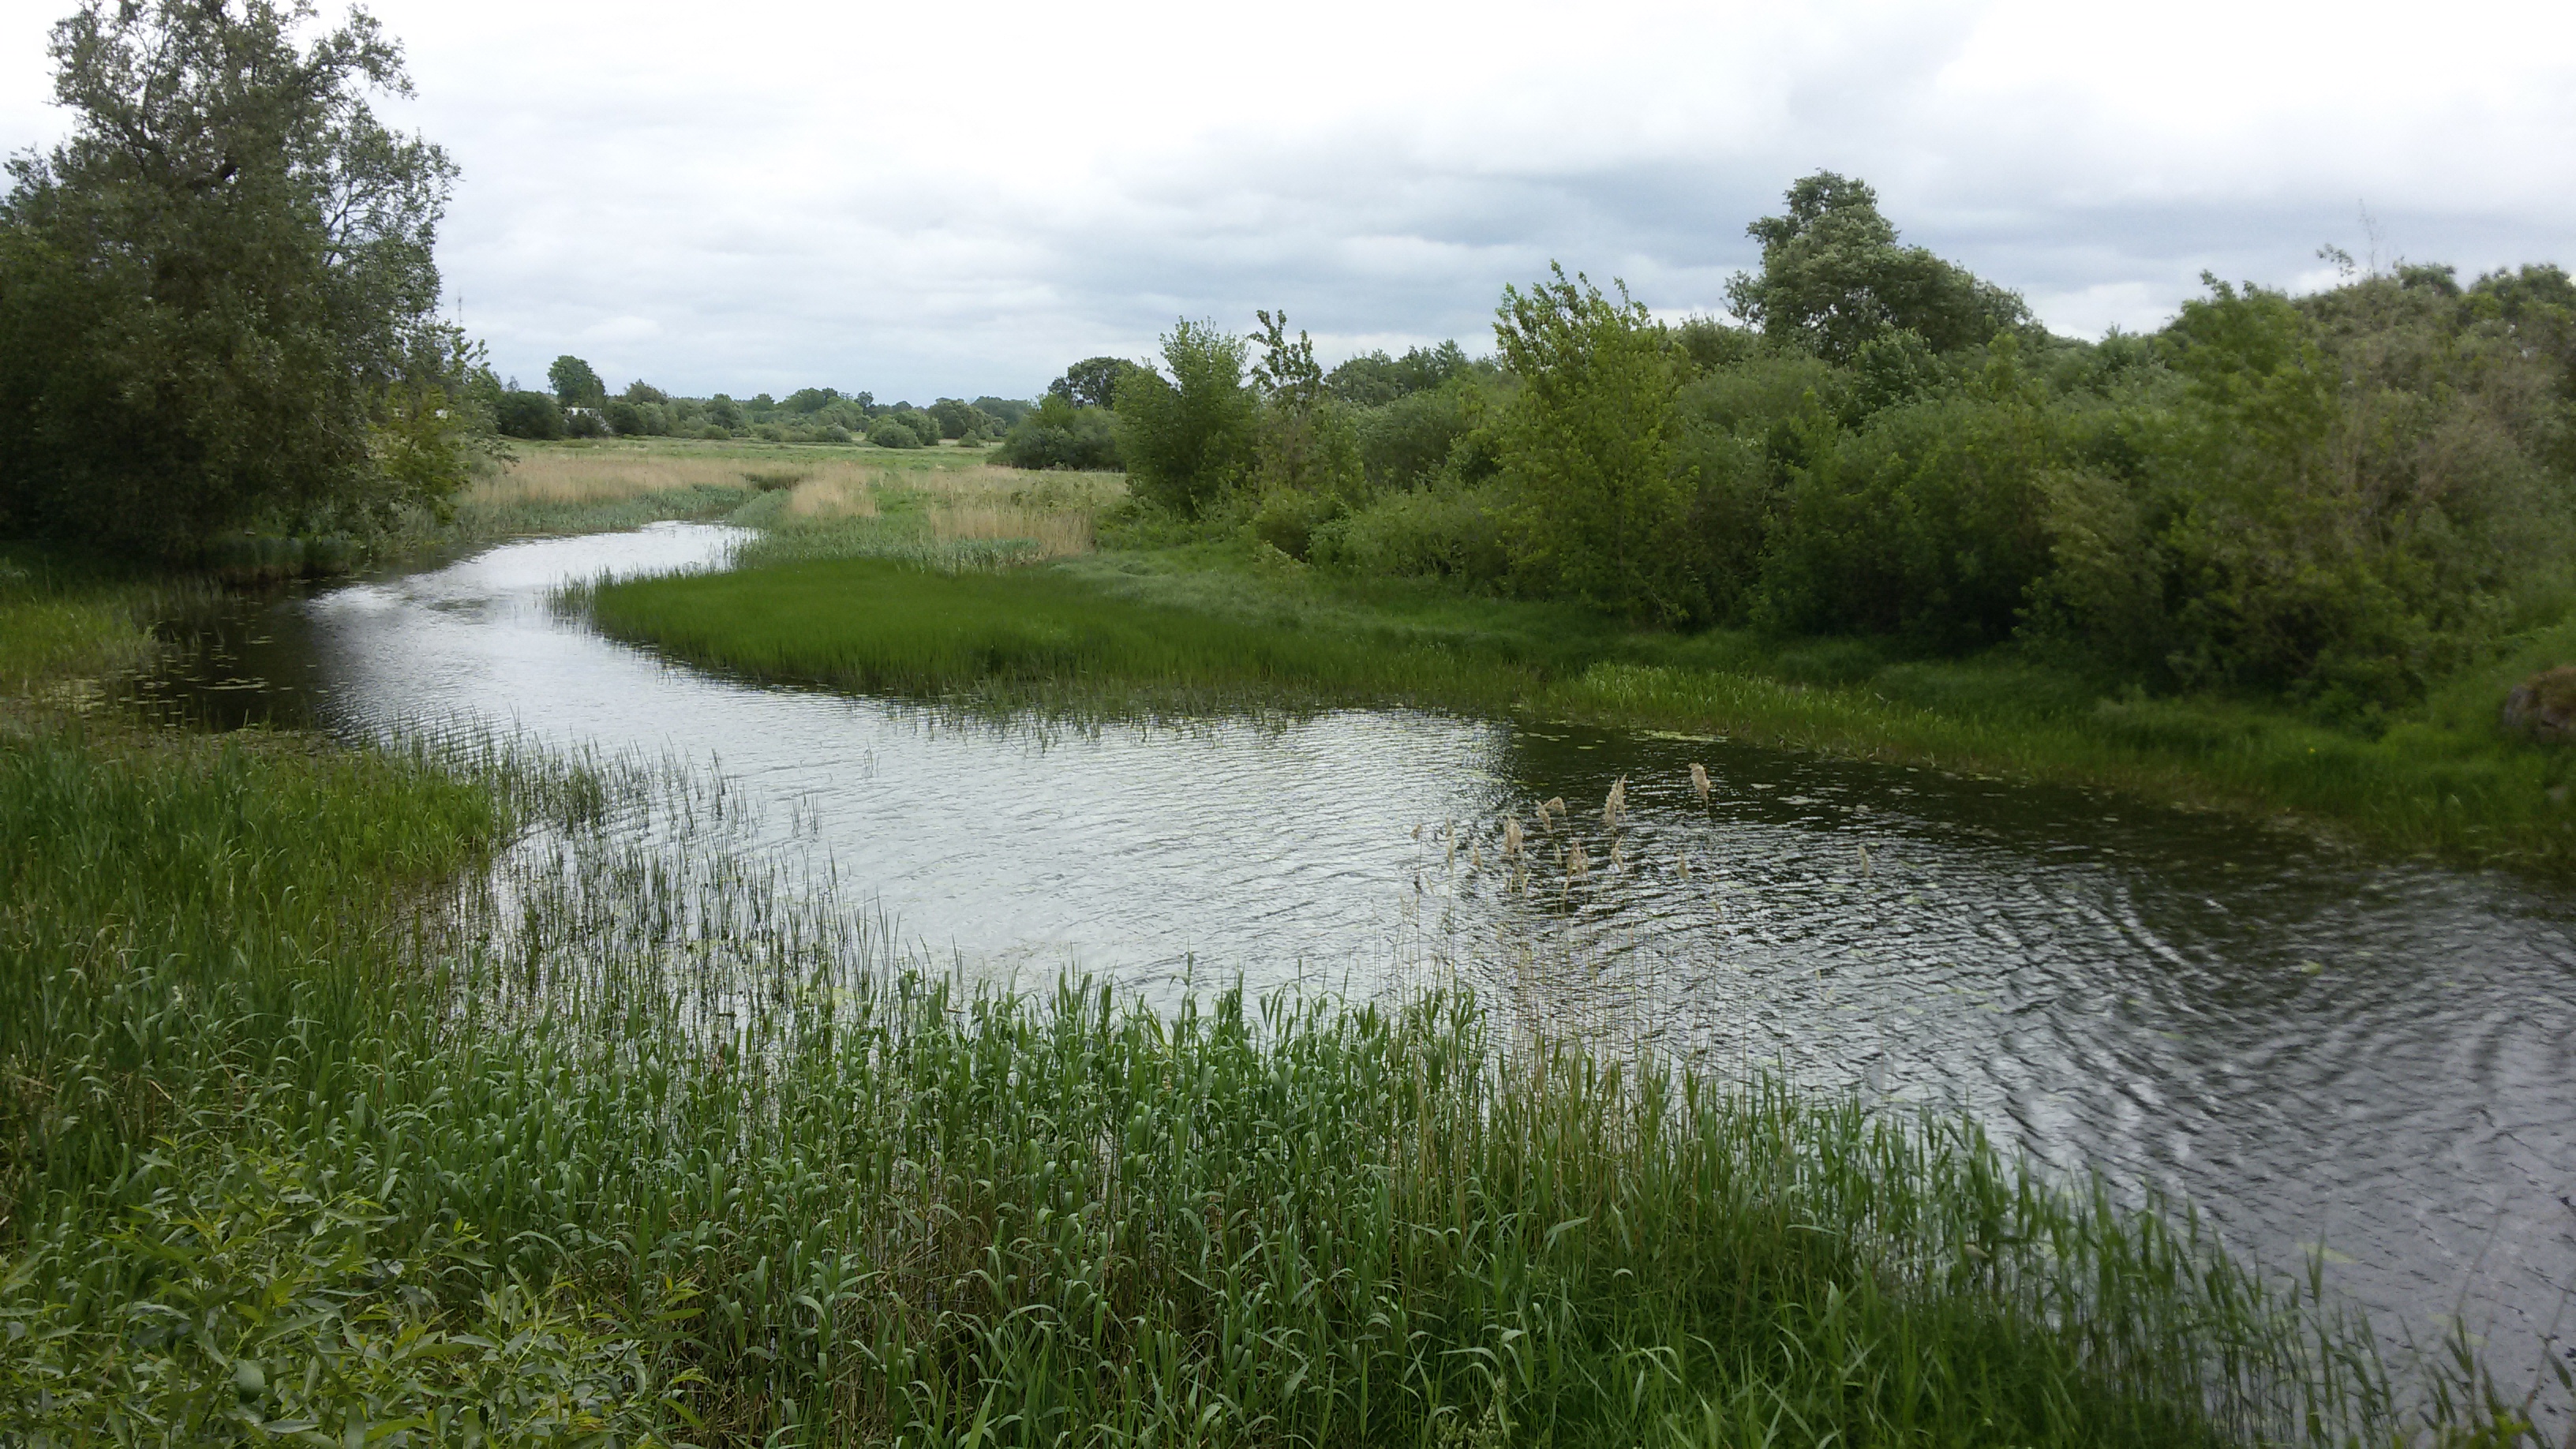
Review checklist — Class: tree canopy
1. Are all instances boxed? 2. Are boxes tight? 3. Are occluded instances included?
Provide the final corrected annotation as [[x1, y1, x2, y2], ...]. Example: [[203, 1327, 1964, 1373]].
[[1724, 171, 2036, 363], [0, 0, 470, 555]]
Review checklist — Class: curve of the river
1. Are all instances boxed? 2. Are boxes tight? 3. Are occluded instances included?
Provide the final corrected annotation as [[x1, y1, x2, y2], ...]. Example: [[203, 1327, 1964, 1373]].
[[136, 524, 2576, 1406]]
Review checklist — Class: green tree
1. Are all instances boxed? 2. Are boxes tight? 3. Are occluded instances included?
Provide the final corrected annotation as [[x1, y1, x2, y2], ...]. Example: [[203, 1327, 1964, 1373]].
[[1325, 341, 1477, 406], [928, 398, 990, 440], [1725, 172, 2035, 364], [0, 0, 462, 554], [495, 391, 564, 440], [1114, 320, 1257, 518], [1492, 266, 1701, 623], [1050, 357, 1139, 410], [549, 355, 607, 409], [994, 393, 1121, 471]]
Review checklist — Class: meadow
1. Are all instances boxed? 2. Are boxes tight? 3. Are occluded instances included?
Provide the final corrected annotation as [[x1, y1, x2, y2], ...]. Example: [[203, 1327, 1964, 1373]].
[[439, 437, 1118, 562], [5, 543, 2559, 1445]]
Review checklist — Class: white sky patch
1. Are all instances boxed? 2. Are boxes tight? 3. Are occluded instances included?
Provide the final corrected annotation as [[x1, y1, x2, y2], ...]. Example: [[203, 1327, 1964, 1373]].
[[3, 0, 2572, 399]]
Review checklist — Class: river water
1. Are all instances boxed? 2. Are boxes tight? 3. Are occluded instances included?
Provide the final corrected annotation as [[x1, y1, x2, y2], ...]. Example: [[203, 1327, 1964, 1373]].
[[132, 523, 2576, 1404]]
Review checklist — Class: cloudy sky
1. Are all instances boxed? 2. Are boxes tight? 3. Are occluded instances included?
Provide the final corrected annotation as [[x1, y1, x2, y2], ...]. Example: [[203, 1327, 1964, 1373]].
[[4, 0, 2573, 401]]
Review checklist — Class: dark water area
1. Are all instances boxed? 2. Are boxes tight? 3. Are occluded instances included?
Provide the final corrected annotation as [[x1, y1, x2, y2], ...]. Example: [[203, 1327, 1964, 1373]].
[[129, 524, 2576, 1409]]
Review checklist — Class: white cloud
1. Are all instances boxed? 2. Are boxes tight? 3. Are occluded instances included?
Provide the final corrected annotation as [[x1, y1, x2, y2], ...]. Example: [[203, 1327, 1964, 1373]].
[[4, 0, 2572, 397]]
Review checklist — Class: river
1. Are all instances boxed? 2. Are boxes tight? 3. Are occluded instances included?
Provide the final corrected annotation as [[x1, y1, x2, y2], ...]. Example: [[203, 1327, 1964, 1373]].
[[130, 522, 2576, 1408]]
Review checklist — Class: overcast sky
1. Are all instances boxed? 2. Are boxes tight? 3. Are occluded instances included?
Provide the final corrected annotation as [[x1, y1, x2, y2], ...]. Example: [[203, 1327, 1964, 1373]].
[[5, 0, 2573, 401]]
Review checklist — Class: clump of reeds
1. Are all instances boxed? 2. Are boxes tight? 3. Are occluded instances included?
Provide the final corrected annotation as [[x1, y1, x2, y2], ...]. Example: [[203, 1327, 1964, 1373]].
[[1502, 814, 1523, 859]]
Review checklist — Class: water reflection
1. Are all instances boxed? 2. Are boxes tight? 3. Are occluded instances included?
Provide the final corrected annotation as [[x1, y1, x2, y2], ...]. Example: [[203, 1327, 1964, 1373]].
[[131, 524, 2576, 1406]]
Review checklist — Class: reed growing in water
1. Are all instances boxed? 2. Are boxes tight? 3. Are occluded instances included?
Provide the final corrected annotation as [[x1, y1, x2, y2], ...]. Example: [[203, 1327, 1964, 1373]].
[[2, 552, 2558, 1444]]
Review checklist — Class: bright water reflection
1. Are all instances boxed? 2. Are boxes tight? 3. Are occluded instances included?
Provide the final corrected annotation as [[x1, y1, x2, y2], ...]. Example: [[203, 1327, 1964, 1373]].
[[138, 524, 2576, 1408]]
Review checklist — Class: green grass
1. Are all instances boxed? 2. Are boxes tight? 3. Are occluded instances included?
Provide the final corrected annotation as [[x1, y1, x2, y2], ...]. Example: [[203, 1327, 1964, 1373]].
[[3, 549, 2560, 1443], [591, 545, 2576, 878], [3, 721, 2516, 1447]]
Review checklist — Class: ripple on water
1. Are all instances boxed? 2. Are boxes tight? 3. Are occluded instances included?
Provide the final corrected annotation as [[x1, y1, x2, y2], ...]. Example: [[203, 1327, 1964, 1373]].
[[123, 524, 2576, 1406]]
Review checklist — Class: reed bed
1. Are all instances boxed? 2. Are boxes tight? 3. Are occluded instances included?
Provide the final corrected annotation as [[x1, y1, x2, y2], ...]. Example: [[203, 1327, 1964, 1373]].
[[6, 716, 2565, 1444], [0, 562, 2559, 1444]]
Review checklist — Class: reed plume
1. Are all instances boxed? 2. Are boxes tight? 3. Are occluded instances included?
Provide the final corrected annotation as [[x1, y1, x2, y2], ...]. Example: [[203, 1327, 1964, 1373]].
[[1690, 762, 1711, 801]]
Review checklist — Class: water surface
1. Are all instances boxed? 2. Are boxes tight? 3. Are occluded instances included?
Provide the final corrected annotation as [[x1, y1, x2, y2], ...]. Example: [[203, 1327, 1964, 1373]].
[[136, 525, 2576, 1406]]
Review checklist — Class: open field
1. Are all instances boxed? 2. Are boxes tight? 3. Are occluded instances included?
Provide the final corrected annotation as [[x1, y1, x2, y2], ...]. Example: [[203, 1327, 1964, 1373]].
[[447, 438, 1121, 564], [592, 542, 2576, 878]]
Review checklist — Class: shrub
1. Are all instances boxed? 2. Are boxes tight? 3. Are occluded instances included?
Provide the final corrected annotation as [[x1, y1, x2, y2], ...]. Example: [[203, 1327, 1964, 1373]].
[[1755, 345, 2057, 648], [494, 390, 565, 440], [1357, 384, 1478, 491], [994, 395, 1122, 470], [1315, 482, 1509, 582], [867, 418, 924, 449], [1248, 487, 1345, 560], [1115, 320, 1257, 517], [1492, 266, 1702, 623]]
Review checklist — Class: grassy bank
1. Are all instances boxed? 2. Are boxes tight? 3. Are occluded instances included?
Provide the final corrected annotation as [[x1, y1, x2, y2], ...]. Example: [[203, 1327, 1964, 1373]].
[[590, 540, 2576, 878], [5, 549, 2555, 1443]]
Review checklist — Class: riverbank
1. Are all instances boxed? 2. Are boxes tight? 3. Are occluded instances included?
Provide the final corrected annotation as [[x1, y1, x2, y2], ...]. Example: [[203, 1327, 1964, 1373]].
[[589, 529, 2576, 879], [4, 542, 2549, 1444]]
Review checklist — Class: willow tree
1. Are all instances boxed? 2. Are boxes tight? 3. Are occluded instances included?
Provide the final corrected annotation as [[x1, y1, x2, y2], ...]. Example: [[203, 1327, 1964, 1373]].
[[0, 0, 473, 556]]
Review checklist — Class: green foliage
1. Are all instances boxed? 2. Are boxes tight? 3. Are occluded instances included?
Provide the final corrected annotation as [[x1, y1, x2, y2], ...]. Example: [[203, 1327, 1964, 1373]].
[[1324, 339, 1481, 406], [1246, 310, 1366, 528], [0, 1152, 683, 1447], [1114, 319, 1257, 518], [1355, 378, 1484, 492], [496, 390, 567, 440], [927, 397, 989, 440], [371, 338, 503, 522], [994, 394, 1122, 470], [1758, 337, 2059, 648], [1047, 356, 1140, 410], [547, 355, 607, 409], [1492, 266, 1702, 623], [1725, 171, 2036, 363], [972, 395, 1032, 427], [0, 0, 463, 556], [866, 417, 925, 449], [2024, 274, 2576, 717], [1315, 481, 1511, 582]]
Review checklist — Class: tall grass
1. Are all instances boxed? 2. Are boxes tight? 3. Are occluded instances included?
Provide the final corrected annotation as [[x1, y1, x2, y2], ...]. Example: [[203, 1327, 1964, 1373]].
[[10, 717, 2549, 1445], [2, 550, 2559, 1443]]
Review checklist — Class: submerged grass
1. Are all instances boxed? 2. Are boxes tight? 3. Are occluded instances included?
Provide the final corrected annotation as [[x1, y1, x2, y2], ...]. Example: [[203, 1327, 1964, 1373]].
[[591, 544, 2576, 877]]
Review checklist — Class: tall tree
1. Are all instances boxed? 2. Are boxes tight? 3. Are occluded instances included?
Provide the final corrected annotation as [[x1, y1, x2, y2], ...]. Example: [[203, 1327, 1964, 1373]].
[[1725, 172, 2035, 364], [0, 0, 466, 555], [1050, 357, 1139, 411], [549, 355, 607, 409]]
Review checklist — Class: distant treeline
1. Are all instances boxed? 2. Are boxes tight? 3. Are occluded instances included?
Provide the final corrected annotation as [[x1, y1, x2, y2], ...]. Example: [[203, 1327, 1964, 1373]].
[[1004, 173, 2576, 722], [489, 355, 1032, 449]]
